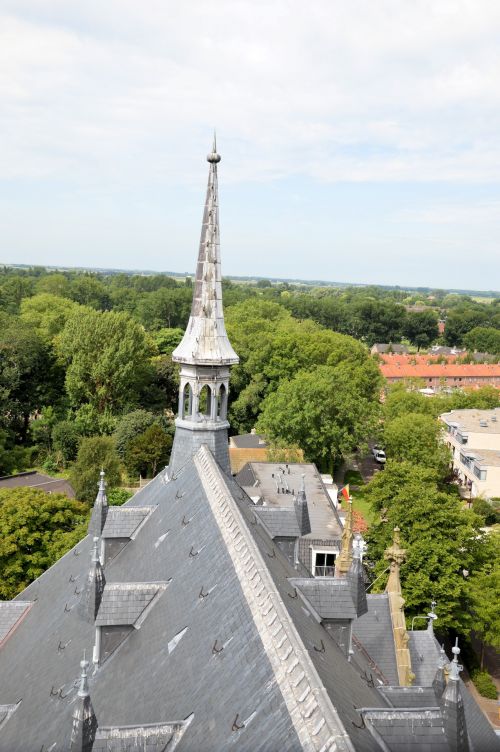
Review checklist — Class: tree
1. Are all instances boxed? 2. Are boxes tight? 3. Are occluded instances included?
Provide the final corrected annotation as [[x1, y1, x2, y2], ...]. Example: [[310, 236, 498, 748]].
[[114, 410, 157, 457], [35, 273, 71, 298], [0, 430, 28, 476], [70, 436, 122, 503], [124, 424, 172, 478], [467, 535, 500, 668], [383, 413, 450, 477], [58, 309, 153, 414], [0, 487, 88, 598], [225, 299, 379, 433], [0, 317, 63, 441], [444, 307, 489, 346], [463, 327, 500, 355], [20, 293, 80, 343], [52, 420, 81, 465], [364, 461, 486, 630], [403, 310, 439, 350], [150, 328, 184, 354], [256, 364, 380, 471]]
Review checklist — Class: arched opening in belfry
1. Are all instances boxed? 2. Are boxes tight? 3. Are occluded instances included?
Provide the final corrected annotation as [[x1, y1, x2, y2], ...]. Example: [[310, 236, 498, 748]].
[[182, 383, 192, 419], [217, 384, 227, 420], [198, 384, 212, 418]]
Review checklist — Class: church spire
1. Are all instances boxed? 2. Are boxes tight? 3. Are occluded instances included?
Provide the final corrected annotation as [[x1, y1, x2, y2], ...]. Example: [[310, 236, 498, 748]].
[[168, 139, 239, 476], [172, 138, 238, 366]]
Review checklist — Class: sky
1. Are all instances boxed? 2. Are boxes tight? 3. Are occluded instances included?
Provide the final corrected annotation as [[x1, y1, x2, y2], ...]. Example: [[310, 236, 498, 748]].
[[1, 0, 500, 291]]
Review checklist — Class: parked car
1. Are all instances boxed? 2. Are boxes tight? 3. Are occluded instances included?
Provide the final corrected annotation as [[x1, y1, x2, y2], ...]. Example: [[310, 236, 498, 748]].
[[373, 448, 386, 464]]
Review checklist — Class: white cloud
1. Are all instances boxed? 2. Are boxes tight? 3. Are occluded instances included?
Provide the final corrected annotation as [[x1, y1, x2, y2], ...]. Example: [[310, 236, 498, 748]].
[[1, 0, 500, 186]]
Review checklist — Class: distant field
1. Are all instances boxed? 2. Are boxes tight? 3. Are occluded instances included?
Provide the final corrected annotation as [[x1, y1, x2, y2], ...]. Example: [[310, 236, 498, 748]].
[[471, 296, 496, 303]]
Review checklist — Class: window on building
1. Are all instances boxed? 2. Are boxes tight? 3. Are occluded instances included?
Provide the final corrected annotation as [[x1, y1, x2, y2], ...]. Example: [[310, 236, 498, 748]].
[[313, 551, 336, 577], [473, 465, 487, 481]]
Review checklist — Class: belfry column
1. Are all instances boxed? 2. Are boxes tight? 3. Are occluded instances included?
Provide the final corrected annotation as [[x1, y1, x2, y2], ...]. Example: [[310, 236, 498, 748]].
[[169, 138, 239, 476]]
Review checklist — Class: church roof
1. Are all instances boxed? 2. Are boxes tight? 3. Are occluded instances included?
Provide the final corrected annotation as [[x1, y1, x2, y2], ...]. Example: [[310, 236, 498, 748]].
[[353, 594, 399, 686], [0, 446, 388, 750]]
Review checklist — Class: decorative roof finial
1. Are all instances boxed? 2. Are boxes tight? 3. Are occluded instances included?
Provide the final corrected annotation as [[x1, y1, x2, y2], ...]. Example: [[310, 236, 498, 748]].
[[88, 469, 108, 537], [77, 537, 106, 623], [91, 537, 100, 564], [207, 132, 221, 164], [70, 652, 98, 750], [449, 637, 463, 681], [335, 497, 354, 577], [427, 600, 438, 633], [433, 643, 449, 697], [78, 651, 90, 698]]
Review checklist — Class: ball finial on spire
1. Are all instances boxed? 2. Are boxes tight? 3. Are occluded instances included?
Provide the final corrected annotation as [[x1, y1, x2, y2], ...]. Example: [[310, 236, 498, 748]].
[[207, 132, 221, 163]]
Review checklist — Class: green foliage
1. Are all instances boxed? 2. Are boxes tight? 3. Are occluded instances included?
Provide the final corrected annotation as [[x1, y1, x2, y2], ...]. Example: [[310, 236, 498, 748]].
[[150, 327, 184, 354], [383, 413, 450, 476], [20, 294, 80, 343], [0, 317, 63, 440], [471, 498, 500, 526], [0, 430, 29, 475], [124, 424, 172, 478], [72, 404, 117, 437], [463, 326, 500, 355], [402, 310, 439, 349], [257, 364, 381, 470], [467, 534, 500, 667], [107, 487, 134, 506], [364, 461, 486, 630], [58, 308, 153, 414], [52, 420, 80, 465], [114, 410, 157, 457], [471, 670, 498, 699], [0, 487, 88, 598], [226, 299, 380, 434], [70, 436, 122, 503]]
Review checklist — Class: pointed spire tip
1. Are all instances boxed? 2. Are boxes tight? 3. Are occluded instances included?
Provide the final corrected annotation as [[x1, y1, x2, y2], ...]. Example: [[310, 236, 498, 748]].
[[207, 132, 221, 164]]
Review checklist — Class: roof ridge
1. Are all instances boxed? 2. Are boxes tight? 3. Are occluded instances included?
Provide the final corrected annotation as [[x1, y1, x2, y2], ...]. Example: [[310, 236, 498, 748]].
[[194, 445, 355, 752]]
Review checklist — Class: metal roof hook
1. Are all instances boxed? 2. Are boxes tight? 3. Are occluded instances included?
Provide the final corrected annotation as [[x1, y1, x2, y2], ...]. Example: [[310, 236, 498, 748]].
[[232, 714, 245, 731]]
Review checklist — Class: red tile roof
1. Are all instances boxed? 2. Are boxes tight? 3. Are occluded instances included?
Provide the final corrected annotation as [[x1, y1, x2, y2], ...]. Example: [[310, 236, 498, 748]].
[[380, 363, 500, 379]]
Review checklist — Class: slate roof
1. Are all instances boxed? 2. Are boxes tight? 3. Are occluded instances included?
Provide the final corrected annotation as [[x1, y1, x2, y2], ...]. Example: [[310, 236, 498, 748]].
[[230, 433, 268, 449], [171, 142, 238, 367], [353, 594, 399, 686], [95, 583, 167, 627], [0, 601, 32, 646], [360, 708, 449, 751], [408, 629, 442, 687], [407, 632, 500, 752], [93, 718, 192, 751], [0, 447, 389, 751], [102, 507, 155, 539], [0, 471, 75, 498], [253, 506, 301, 538], [289, 578, 358, 620]]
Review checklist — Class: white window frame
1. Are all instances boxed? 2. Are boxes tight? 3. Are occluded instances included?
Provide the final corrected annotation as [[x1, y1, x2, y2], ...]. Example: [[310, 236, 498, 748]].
[[312, 548, 337, 577]]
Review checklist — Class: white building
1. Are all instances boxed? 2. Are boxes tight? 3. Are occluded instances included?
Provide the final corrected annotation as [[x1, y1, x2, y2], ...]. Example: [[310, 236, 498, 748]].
[[440, 407, 500, 498]]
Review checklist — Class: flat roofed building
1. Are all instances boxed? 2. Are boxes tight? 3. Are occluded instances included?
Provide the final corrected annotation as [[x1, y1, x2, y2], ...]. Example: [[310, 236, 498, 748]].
[[237, 461, 344, 577], [441, 408, 500, 497]]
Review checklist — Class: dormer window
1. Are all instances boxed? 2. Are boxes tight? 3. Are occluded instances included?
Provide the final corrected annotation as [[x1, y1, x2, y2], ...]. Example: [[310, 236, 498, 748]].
[[313, 551, 336, 577]]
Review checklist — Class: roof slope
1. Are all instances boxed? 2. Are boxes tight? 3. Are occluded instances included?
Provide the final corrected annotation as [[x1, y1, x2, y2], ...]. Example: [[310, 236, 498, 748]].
[[0, 446, 384, 751]]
